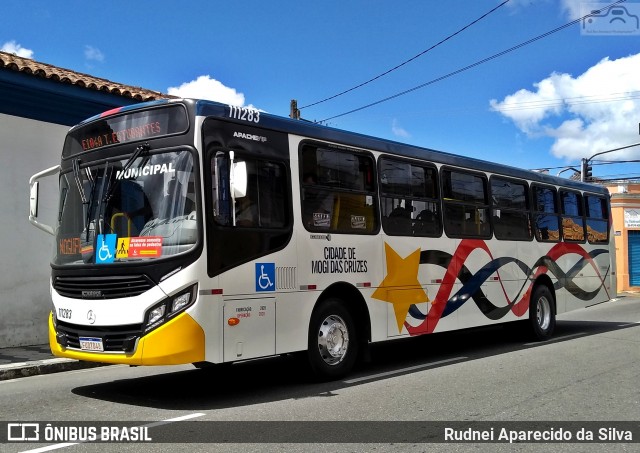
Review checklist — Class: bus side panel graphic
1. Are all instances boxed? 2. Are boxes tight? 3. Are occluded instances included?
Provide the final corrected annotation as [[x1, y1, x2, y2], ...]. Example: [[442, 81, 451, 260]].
[[375, 240, 610, 335]]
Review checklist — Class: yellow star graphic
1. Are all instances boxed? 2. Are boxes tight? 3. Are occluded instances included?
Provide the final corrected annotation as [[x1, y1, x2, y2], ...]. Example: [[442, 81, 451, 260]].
[[372, 242, 430, 333]]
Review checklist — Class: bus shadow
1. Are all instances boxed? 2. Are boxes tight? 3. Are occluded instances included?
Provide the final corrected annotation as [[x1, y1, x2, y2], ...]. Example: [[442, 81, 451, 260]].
[[71, 319, 638, 410]]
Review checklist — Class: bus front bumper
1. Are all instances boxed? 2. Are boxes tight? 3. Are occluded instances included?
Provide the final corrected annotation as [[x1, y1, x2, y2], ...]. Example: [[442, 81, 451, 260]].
[[48, 312, 205, 366]]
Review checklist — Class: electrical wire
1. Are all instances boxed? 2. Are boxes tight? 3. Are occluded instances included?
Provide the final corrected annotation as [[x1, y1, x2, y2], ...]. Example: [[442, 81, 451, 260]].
[[494, 91, 640, 112], [317, 0, 626, 123], [299, 0, 512, 110], [530, 160, 640, 172]]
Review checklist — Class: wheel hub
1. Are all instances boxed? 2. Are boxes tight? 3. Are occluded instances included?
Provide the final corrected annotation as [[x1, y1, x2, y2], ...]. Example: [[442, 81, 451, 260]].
[[537, 296, 551, 331], [317, 315, 349, 365]]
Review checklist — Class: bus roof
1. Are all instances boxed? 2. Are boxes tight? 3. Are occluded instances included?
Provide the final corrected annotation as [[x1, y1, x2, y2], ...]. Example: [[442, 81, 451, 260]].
[[80, 98, 610, 197]]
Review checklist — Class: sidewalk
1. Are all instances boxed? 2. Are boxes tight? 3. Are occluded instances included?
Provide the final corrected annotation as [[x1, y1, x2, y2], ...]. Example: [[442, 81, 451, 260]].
[[0, 344, 106, 381]]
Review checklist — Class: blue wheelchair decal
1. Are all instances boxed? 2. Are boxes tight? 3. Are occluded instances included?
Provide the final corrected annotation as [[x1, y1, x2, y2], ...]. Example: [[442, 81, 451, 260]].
[[96, 234, 117, 264], [255, 263, 276, 292]]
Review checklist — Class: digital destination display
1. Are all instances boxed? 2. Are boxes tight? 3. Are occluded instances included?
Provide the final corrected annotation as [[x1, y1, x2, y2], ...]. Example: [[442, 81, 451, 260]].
[[80, 121, 162, 151], [63, 105, 188, 158]]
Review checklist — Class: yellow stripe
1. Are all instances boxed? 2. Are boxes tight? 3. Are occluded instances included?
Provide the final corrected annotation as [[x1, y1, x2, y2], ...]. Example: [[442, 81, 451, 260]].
[[49, 311, 205, 366]]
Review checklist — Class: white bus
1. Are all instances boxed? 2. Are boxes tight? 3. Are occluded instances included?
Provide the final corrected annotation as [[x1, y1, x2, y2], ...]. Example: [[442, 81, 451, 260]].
[[29, 99, 616, 379]]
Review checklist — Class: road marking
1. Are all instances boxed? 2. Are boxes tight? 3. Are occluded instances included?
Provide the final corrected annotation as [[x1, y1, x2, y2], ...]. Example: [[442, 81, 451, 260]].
[[18, 413, 206, 453], [139, 412, 206, 428], [343, 357, 467, 384], [19, 443, 76, 453], [523, 332, 585, 346]]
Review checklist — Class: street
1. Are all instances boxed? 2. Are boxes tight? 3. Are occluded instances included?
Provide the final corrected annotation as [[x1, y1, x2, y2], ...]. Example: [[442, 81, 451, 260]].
[[1, 295, 639, 452]]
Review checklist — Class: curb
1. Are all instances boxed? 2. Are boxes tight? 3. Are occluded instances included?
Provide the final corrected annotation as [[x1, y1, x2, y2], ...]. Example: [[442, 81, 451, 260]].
[[0, 358, 109, 381]]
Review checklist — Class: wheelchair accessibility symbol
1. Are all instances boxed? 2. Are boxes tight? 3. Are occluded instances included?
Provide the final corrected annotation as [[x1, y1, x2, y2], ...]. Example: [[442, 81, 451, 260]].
[[255, 263, 275, 292], [96, 234, 117, 264]]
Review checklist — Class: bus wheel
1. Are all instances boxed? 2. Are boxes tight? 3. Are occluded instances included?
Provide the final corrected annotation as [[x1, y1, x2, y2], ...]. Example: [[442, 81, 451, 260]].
[[529, 285, 555, 341], [308, 298, 358, 380]]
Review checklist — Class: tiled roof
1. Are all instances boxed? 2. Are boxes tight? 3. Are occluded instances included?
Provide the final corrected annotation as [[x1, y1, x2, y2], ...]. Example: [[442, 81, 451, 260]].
[[0, 50, 173, 101]]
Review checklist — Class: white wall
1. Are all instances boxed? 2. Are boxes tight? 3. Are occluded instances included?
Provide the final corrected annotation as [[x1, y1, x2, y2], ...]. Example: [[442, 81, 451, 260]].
[[0, 113, 67, 347]]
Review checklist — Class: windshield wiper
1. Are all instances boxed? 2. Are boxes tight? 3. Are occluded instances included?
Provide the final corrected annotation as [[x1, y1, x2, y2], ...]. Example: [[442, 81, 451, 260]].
[[72, 158, 87, 204], [101, 143, 151, 219], [122, 142, 151, 173], [72, 158, 98, 242], [83, 164, 100, 241]]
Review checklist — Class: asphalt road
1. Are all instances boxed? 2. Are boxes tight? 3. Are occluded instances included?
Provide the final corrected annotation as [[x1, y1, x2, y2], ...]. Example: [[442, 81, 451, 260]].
[[1, 296, 639, 453]]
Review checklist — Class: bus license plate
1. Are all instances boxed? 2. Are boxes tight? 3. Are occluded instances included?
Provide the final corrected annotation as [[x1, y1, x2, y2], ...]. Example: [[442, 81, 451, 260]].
[[79, 337, 104, 352]]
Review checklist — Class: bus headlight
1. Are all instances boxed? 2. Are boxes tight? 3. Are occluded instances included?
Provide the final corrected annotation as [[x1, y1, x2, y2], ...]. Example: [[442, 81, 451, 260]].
[[148, 305, 166, 325], [143, 284, 198, 333], [171, 291, 192, 313]]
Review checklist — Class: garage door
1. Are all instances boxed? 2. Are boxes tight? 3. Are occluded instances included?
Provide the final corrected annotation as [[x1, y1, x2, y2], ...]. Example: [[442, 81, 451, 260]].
[[628, 230, 640, 286]]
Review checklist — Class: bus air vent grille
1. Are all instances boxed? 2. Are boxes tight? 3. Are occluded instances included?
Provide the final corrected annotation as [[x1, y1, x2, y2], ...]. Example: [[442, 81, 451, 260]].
[[53, 275, 154, 299]]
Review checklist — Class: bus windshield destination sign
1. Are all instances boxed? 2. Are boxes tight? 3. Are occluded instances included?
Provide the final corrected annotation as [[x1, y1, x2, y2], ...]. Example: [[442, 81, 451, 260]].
[[81, 121, 161, 151], [63, 105, 188, 158]]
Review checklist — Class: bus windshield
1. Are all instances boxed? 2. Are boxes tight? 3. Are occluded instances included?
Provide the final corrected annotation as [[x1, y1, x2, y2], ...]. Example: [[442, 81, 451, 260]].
[[55, 149, 197, 266]]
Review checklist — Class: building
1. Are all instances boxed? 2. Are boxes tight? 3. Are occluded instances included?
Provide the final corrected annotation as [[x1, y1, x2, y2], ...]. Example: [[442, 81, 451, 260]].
[[0, 50, 170, 347], [607, 182, 640, 292]]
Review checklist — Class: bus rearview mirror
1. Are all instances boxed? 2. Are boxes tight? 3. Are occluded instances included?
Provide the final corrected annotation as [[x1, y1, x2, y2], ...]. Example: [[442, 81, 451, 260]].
[[231, 161, 247, 198], [29, 181, 39, 218]]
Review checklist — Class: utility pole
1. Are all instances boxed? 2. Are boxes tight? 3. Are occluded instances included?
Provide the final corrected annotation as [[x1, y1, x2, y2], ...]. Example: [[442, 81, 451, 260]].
[[289, 99, 300, 120]]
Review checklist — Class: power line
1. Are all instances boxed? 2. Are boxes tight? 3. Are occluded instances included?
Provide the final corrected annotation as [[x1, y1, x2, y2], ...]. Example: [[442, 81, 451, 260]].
[[317, 0, 626, 123], [493, 91, 640, 112], [592, 159, 640, 165], [299, 0, 512, 110], [531, 159, 640, 172]]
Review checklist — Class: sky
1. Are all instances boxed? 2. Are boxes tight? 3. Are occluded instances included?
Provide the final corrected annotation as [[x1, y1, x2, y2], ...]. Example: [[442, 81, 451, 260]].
[[3, 0, 640, 181]]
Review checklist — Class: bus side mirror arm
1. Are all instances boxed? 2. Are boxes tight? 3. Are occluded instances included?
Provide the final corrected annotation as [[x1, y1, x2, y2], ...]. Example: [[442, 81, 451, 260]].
[[29, 165, 60, 236]]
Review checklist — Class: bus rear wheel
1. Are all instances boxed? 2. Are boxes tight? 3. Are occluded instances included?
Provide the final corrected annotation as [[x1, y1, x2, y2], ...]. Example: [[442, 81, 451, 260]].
[[308, 298, 358, 380], [529, 285, 555, 341]]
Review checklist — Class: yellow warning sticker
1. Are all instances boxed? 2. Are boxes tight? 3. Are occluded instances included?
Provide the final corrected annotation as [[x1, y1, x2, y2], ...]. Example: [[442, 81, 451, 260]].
[[116, 238, 130, 259]]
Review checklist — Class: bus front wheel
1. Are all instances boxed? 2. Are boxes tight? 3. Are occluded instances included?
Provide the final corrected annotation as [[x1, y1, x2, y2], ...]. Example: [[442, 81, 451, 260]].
[[529, 285, 555, 341], [308, 298, 358, 380]]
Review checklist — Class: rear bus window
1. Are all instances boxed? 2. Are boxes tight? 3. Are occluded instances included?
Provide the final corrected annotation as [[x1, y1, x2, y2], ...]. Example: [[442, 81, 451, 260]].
[[585, 195, 609, 243], [560, 190, 585, 242]]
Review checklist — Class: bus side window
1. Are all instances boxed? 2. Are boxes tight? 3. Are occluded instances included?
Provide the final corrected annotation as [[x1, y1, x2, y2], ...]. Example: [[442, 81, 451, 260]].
[[442, 169, 490, 239], [379, 157, 440, 237], [490, 177, 532, 241], [300, 144, 378, 234], [532, 185, 560, 242]]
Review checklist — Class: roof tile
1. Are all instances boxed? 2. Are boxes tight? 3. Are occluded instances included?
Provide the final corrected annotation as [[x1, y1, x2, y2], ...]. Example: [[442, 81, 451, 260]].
[[0, 50, 175, 101]]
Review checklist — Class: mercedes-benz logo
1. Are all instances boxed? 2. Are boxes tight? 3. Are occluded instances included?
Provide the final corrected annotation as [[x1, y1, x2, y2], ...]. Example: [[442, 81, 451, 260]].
[[87, 310, 96, 324]]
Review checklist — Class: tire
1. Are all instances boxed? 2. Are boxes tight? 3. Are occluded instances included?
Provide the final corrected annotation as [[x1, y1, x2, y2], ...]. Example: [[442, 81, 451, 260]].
[[529, 285, 556, 341], [308, 298, 358, 380]]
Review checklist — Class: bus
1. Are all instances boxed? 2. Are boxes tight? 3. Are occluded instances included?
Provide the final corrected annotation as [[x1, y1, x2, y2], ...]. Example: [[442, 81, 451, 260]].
[[29, 98, 616, 379]]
